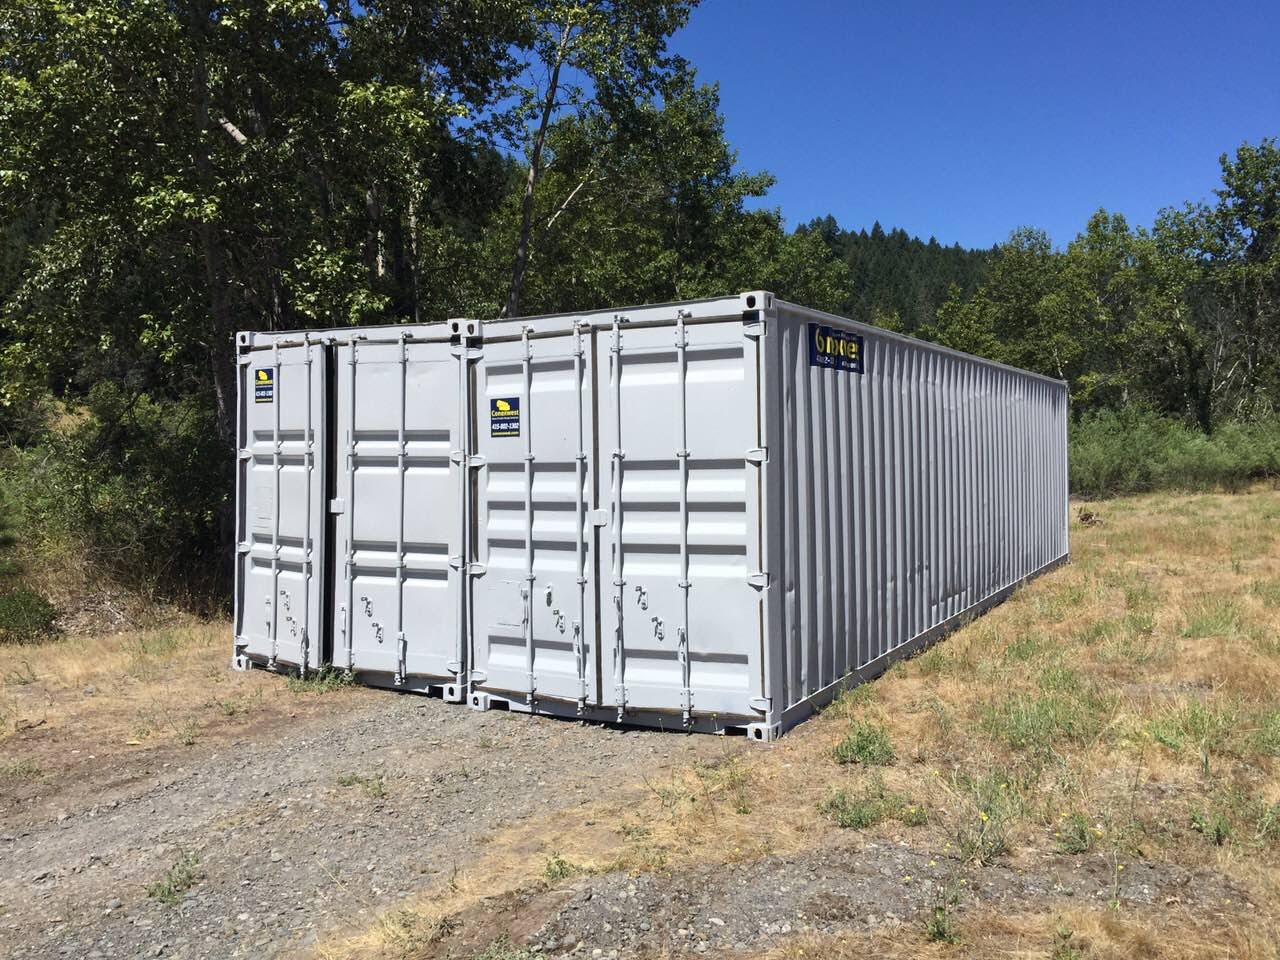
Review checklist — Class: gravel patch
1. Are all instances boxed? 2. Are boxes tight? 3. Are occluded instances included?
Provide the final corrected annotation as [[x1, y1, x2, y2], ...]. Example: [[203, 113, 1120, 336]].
[[0, 694, 726, 959]]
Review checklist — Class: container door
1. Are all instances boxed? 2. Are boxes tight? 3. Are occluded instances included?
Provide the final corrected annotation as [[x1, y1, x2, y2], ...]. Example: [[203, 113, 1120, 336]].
[[235, 342, 328, 672], [471, 328, 597, 709], [600, 319, 762, 721], [331, 337, 465, 687]]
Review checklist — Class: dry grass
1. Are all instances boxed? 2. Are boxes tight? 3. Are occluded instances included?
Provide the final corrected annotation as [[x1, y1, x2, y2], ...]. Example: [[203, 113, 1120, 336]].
[[0, 617, 367, 806], [7, 487, 1279, 959], [318, 486, 1280, 959]]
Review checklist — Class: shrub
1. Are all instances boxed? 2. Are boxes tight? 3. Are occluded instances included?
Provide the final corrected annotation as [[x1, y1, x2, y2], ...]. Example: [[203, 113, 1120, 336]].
[[0, 588, 57, 643], [7, 382, 230, 603], [1069, 408, 1280, 497]]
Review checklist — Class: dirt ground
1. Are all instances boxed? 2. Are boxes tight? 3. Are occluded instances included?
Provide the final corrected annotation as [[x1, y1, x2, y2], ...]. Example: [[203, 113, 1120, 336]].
[[2, 487, 1279, 960]]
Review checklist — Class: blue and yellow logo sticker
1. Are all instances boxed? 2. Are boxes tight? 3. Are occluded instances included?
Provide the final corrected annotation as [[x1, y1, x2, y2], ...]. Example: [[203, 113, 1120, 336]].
[[808, 323, 864, 373], [490, 396, 520, 437], [254, 368, 275, 403]]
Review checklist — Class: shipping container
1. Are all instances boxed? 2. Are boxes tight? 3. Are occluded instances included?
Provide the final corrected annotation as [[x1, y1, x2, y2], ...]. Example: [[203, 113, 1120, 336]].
[[233, 293, 1069, 738]]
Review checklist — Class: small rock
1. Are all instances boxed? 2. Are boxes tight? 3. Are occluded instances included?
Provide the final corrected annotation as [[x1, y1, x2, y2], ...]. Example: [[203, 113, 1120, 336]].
[[708, 917, 725, 927], [84, 685, 96, 696]]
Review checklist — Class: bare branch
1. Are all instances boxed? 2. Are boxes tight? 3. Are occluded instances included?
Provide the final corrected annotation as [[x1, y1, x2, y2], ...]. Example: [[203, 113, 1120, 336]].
[[218, 116, 248, 146], [545, 174, 602, 232]]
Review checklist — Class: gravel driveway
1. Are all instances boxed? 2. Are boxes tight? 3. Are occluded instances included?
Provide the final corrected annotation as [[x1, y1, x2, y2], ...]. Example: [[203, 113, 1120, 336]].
[[1, 692, 727, 960]]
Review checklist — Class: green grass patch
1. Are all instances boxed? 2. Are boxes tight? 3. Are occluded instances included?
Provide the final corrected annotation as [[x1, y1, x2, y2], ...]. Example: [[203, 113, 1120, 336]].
[[820, 774, 927, 829], [1, 758, 41, 780], [336, 772, 386, 798], [1148, 700, 1236, 756], [287, 666, 355, 693], [1002, 634, 1043, 663], [1181, 598, 1241, 639], [543, 853, 581, 882], [981, 686, 1109, 754], [1054, 810, 1097, 855], [145, 851, 201, 904], [1190, 807, 1232, 846], [1250, 711, 1280, 757], [832, 718, 895, 765], [130, 631, 182, 658], [1248, 579, 1280, 608]]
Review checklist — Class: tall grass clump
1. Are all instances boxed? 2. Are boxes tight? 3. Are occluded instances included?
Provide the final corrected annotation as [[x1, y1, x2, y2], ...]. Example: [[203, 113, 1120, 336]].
[[1069, 409, 1280, 497]]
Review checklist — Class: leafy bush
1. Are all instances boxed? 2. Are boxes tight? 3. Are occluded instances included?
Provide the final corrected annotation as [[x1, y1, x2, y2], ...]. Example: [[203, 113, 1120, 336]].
[[0, 588, 57, 643], [7, 383, 230, 603], [1069, 409, 1280, 497]]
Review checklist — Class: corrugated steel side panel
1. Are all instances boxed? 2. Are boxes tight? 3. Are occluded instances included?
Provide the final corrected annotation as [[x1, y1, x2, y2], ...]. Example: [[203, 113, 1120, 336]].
[[765, 301, 1069, 725]]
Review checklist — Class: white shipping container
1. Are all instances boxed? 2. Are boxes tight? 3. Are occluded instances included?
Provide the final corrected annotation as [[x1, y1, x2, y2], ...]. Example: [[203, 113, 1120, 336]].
[[233, 293, 1069, 738]]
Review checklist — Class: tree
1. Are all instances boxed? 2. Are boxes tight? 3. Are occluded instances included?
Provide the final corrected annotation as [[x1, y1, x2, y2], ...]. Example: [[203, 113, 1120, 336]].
[[499, 0, 696, 318]]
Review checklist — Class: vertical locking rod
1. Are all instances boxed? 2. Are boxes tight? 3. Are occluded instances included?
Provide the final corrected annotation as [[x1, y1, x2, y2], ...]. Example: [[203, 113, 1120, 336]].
[[394, 332, 408, 685], [269, 340, 282, 668], [573, 322, 588, 712], [344, 339, 359, 674], [299, 335, 314, 677], [610, 315, 627, 719], [675, 309, 693, 725], [522, 325, 536, 700]]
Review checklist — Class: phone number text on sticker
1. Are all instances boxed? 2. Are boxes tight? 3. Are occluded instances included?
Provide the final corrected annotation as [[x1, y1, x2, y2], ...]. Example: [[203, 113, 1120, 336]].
[[491, 397, 520, 437], [254, 368, 275, 403]]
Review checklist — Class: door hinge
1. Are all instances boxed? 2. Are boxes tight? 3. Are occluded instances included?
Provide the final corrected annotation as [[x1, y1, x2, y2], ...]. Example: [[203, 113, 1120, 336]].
[[589, 509, 609, 527], [745, 447, 767, 464], [749, 696, 771, 713], [328, 498, 346, 514], [748, 572, 769, 589]]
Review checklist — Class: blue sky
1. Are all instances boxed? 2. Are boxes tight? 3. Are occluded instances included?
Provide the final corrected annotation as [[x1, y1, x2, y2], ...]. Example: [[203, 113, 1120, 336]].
[[671, 0, 1280, 249]]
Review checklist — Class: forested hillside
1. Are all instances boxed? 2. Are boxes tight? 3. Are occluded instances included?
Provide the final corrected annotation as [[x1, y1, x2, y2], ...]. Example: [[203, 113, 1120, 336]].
[[799, 217, 993, 333], [0, 0, 1277, 607]]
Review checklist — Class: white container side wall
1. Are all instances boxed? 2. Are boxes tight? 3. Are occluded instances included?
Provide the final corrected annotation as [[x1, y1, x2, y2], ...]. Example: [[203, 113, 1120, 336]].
[[761, 301, 1069, 728]]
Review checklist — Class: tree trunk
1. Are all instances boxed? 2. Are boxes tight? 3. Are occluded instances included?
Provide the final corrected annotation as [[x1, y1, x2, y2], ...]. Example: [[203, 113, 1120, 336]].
[[504, 24, 571, 319], [185, 0, 238, 593], [186, 0, 235, 446]]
